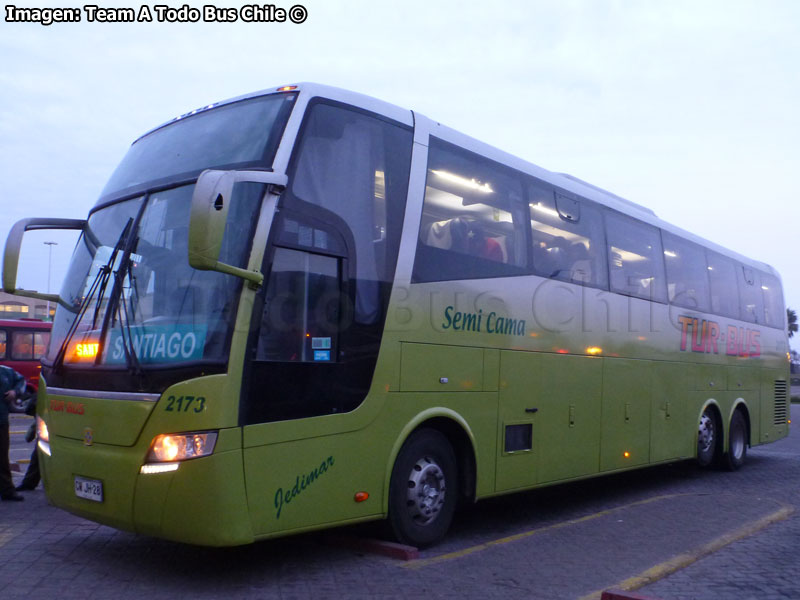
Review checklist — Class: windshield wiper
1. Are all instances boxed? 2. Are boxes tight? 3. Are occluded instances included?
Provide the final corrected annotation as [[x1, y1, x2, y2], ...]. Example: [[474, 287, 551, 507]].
[[53, 219, 133, 373], [112, 241, 150, 388]]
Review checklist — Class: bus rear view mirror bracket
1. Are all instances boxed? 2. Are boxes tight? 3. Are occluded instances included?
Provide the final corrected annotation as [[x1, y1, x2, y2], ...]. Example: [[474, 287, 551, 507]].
[[189, 169, 288, 286], [3, 217, 87, 310]]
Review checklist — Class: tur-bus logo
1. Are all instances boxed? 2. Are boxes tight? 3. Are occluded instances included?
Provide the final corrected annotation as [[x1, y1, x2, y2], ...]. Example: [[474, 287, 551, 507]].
[[678, 315, 761, 357]]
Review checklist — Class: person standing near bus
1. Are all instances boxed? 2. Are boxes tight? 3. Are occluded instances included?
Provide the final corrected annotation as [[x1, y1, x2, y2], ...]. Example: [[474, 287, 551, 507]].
[[0, 365, 26, 501]]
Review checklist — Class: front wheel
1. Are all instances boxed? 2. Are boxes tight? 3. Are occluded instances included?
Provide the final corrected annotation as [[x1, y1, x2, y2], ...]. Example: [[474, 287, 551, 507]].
[[722, 410, 748, 471], [388, 429, 457, 548]]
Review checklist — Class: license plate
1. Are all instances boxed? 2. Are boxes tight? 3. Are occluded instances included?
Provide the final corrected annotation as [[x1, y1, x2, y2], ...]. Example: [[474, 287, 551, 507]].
[[74, 476, 103, 502]]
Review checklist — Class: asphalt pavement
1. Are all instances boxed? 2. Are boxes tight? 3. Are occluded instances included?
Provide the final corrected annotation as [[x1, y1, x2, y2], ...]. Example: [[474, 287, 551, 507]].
[[1, 407, 799, 599]]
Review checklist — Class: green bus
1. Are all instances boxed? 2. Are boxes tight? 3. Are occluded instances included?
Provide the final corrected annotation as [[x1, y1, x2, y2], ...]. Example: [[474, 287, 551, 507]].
[[2, 84, 789, 547]]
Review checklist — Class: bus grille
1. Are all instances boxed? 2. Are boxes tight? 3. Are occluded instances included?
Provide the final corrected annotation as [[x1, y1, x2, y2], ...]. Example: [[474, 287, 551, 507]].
[[774, 380, 788, 425]]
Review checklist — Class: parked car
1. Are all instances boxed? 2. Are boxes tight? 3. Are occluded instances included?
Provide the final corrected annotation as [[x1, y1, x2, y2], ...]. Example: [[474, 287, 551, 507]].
[[0, 318, 52, 412]]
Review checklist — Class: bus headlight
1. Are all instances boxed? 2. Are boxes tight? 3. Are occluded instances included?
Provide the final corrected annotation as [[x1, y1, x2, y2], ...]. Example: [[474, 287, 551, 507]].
[[36, 416, 51, 456], [146, 431, 218, 463], [36, 416, 49, 442]]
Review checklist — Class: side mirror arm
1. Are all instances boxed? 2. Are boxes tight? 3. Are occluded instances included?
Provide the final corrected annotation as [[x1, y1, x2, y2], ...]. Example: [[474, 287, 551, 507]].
[[188, 170, 288, 286]]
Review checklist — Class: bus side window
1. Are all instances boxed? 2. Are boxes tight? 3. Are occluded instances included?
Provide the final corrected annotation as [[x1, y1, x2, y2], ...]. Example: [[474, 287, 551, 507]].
[[0, 330, 6, 359], [529, 184, 607, 288], [738, 266, 764, 324], [662, 232, 711, 312], [706, 251, 739, 319], [413, 138, 526, 282], [34, 332, 51, 359], [11, 331, 34, 360], [605, 212, 667, 303], [760, 272, 785, 329]]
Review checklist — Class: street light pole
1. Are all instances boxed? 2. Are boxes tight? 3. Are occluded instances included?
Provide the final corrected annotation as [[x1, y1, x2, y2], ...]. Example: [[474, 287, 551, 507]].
[[44, 241, 57, 320]]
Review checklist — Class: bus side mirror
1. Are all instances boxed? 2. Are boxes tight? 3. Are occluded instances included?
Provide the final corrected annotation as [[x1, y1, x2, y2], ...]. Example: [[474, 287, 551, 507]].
[[188, 169, 288, 285], [3, 218, 87, 309]]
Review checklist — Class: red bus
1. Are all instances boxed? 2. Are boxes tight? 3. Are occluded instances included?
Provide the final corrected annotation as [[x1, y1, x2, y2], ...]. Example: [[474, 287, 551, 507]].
[[0, 319, 51, 412]]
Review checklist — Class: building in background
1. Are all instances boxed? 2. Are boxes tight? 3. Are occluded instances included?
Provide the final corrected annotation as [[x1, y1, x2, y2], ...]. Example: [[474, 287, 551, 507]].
[[0, 291, 53, 321]]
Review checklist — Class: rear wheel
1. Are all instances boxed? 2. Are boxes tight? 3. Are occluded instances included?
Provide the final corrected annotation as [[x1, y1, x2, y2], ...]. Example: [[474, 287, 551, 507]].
[[722, 410, 748, 471], [388, 429, 457, 548], [697, 408, 718, 467]]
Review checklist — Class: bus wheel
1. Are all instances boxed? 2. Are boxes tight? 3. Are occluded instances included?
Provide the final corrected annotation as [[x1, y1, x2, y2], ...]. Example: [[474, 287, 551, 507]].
[[722, 410, 748, 471], [697, 408, 718, 467], [388, 428, 457, 548]]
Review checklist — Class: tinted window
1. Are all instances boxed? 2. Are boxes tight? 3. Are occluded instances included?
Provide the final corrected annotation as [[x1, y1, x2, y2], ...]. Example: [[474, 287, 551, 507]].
[[257, 248, 340, 362], [292, 102, 412, 323], [738, 266, 764, 324], [706, 251, 739, 319], [244, 103, 413, 425], [606, 213, 667, 302], [761, 272, 785, 329], [103, 93, 296, 197], [413, 139, 527, 281], [530, 184, 607, 288], [662, 233, 711, 312]]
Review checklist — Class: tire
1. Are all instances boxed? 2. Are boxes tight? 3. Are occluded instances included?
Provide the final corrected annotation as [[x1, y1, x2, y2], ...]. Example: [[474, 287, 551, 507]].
[[697, 408, 719, 467], [9, 388, 33, 414], [722, 410, 748, 471], [388, 428, 457, 548]]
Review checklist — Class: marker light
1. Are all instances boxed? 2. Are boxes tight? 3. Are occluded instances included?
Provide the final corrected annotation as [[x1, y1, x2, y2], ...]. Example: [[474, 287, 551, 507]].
[[277, 85, 298, 92], [586, 347, 603, 356], [623, 451, 631, 459], [147, 431, 218, 463], [354, 492, 369, 503]]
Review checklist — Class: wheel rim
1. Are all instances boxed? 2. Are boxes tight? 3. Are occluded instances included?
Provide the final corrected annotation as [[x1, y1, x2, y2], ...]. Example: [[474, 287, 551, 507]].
[[405, 456, 446, 526], [731, 421, 745, 460], [698, 412, 715, 454]]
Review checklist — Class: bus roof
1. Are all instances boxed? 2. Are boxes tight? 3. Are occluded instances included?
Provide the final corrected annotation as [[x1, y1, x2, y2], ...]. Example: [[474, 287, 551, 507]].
[[0, 319, 52, 329], [134, 82, 778, 277]]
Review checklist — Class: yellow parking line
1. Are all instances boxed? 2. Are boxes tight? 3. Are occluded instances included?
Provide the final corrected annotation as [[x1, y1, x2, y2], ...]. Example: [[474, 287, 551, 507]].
[[401, 493, 689, 570], [577, 503, 794, 600]]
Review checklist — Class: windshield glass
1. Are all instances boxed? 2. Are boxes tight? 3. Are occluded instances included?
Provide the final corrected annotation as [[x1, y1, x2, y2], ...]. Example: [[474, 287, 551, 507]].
[[48, 183, 263, 371], [101, 92, 296, 198]]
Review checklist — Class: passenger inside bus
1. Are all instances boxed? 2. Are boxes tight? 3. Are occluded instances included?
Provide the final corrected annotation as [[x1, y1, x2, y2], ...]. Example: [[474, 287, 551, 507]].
[[568, 242, 592, 283], [423, 217, 505, 262]]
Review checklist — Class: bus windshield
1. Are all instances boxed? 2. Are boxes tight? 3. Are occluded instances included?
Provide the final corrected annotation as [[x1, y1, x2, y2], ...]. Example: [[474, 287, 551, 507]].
[[101, 92, 296, 198], [48, 182, 263, 377]]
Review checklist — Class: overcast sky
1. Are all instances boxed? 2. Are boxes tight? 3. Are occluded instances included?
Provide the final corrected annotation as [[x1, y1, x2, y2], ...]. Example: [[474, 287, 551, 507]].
[[1, 0, 798, 345]]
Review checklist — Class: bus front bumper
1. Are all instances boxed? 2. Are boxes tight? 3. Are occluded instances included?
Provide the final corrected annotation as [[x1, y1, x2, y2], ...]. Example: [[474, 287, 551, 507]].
[[39, 435, 254, 546]]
